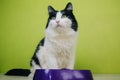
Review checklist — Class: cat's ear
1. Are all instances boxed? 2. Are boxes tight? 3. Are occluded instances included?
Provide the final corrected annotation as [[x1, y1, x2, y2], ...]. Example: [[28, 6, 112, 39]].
[[65, 2, 73, 11], [48, 6, 55, 14]]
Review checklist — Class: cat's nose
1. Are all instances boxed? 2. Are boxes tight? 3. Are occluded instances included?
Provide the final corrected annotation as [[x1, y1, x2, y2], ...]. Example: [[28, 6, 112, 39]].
[[56, 20, 60, 24]]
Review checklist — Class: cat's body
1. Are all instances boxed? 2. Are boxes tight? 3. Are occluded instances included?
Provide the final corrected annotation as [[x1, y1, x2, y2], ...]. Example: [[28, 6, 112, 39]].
[[29, 2, 78, 77], [5, 2, 78, 77]]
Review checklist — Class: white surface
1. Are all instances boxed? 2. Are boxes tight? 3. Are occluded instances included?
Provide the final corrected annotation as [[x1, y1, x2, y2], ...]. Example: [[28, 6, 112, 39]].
[[0, 74, 32, 80], [93, 74, 120, 80], [0, 74, 120, 80]]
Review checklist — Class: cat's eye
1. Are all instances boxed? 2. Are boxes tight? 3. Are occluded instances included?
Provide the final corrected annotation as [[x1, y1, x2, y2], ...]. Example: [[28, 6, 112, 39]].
[[51, 17, 56, 20], [61, 15, 66, 18]]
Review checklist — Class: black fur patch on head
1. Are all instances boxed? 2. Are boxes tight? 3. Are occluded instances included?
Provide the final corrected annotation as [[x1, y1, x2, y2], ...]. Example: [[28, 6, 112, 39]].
[[61, 2, 78, 31], [61, 10, 78, 31], [46, 2, 78, 31], [65, 2, 73, 11], [46, 6, 58, 29]]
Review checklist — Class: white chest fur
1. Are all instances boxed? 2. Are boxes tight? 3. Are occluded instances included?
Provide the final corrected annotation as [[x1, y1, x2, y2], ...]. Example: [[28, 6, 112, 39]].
[[37, 11, 78, 69], [37, 27, 77, 69]]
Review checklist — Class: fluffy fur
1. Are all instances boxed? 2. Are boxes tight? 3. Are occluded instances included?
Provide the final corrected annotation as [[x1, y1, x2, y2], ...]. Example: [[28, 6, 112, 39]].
[[29, 2, 78, 77]]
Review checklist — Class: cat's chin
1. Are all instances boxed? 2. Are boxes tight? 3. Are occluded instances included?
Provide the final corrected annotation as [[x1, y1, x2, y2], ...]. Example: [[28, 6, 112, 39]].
[[56, 26, 62, 28], [56, 25, 63, 28]]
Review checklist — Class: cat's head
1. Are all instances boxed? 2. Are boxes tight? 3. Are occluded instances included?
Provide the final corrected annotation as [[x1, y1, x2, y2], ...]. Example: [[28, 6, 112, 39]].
[[46, 2, 78, 34]]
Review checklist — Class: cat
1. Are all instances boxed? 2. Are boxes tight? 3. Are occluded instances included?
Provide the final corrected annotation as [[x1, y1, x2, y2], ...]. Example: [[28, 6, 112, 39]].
[[5, 2, 78, 77], [29, 2, 78, 77]]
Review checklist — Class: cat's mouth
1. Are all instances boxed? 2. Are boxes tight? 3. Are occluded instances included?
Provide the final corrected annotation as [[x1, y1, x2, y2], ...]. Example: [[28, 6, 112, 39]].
[[56, 24, 62, 27]]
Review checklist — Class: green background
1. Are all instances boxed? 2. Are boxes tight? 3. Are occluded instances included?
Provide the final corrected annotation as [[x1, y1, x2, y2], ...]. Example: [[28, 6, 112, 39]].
[[0, 0, 120, 74]]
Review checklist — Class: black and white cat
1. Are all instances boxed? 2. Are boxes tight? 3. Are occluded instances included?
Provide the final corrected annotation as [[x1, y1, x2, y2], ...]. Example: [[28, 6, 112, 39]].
[[29, 2, 78, 77], [5, 2, 78, 77]]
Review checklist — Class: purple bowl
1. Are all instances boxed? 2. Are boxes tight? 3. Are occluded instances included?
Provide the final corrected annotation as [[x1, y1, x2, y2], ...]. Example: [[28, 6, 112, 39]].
[[33, 69, 93, 80]]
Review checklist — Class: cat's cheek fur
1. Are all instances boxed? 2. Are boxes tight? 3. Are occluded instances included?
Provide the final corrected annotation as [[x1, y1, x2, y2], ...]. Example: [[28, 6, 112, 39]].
[[49, 20, 57, 28], [60, 18, 72, 28]]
